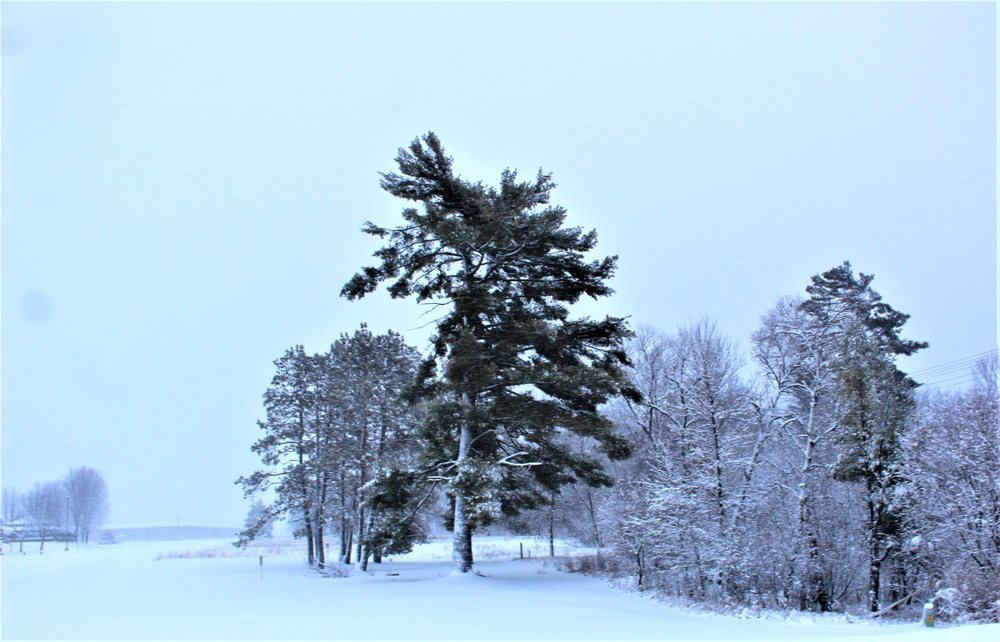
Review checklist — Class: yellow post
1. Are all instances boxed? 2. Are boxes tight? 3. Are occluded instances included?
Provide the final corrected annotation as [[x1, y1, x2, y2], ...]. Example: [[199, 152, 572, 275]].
[[921, 602, 935, 627]]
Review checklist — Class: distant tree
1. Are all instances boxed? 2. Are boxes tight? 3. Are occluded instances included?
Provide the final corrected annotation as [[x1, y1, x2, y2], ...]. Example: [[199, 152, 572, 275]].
[[244, 500, 274, 538], [23, 481, 66, 551], [343, 132, 636, 572], [65, 466, 109, 543], [586, 264, 941, 616], [2, 487, 24, 526]]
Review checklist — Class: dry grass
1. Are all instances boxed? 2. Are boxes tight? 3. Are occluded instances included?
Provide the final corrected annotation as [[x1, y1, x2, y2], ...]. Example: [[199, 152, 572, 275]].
[[554, 553, 622, 575]]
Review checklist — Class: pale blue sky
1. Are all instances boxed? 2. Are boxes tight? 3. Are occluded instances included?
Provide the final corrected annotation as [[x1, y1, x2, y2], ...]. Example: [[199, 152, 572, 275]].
[[3, 2, 995, 528]]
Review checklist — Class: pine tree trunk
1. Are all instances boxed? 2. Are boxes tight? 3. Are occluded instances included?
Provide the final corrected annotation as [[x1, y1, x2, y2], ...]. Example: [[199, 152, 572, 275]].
[[358, 503, 376, 571], [452, 406, 474, 573], [357, 512, 371, 572], [868, 494, 883, 613], [635, 546, 645, 589], [316, 524, 325, 569], [339, 515, 349, 563], [358, 543, 370, 572], [303, 506, 315, 567], [355, 506, 365, 567], [339, 472, 349, 563], [452, 493, 474, 572], [341, 507, 354, 565], [548, 496, 556, 558], [356, 419, 369, 571], [343, 528, 353, 565], [317, 472, 328, 569], [869, 553, 882, 613]]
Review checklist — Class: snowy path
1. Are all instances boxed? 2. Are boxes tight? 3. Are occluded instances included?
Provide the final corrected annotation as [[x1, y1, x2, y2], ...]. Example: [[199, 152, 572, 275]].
[[2, 538, 996, 640]]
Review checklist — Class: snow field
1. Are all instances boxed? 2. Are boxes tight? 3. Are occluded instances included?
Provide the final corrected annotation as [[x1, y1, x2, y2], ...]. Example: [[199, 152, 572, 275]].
[[2, 536, 997, 641]]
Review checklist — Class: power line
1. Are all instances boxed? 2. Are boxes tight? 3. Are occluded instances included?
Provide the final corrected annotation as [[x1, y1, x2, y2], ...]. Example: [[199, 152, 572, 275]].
[[914, 361, 988, 379], [925, 372, 975, 386], [908, 348, 998, 378], [921, 378, 977, 391], [919, 375, 977, 390], [906, 348, 997, 391]]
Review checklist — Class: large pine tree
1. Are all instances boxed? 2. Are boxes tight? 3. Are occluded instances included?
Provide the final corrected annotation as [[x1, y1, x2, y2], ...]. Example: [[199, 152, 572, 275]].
[[801, 262, 927, 612], [343, 133, 637, 572]]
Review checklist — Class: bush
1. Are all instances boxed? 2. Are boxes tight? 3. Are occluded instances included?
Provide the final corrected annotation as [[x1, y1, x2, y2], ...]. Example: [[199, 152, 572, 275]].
[[555, 553, 621, 575]]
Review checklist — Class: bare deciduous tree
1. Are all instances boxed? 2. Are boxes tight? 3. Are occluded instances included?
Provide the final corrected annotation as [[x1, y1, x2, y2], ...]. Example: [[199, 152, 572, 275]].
[[23, 481, 66, 551], [65, 466, 110, 543], [905, 353, 1000, 621], [2, 487, 24, 526]]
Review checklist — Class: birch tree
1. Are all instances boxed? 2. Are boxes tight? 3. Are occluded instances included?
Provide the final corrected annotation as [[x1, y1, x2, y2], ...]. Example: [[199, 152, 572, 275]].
[[752, 296, 842, 610]]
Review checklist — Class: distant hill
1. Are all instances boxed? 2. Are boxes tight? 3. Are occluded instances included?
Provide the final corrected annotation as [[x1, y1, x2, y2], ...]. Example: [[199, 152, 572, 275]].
[[106, 525, 239, 542]]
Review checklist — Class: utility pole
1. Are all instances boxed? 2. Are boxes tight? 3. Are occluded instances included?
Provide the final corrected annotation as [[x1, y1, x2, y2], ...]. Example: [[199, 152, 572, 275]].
[[65, 497, 70, 551]]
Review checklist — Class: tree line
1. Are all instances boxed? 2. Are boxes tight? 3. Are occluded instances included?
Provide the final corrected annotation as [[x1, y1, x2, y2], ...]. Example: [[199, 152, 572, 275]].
[[597, 279, 997, 621], [2, 466, 110, 548], [239, 132, 998, 621]]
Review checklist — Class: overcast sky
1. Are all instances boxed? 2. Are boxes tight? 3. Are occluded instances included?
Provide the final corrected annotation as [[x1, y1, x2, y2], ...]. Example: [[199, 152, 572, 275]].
[[3, 2, 995, 528]]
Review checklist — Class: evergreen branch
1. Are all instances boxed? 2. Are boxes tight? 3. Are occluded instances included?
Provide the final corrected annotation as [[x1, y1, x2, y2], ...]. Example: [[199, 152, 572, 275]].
[[495, 452, 543, 467]]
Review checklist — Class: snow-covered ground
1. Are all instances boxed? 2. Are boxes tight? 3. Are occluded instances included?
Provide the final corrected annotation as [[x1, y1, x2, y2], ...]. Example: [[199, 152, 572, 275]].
[[2, 536, 996, 641]]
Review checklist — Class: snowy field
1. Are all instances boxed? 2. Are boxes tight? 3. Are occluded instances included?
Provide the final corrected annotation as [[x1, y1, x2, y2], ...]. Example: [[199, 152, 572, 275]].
[[2, 536, 997, 641]]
